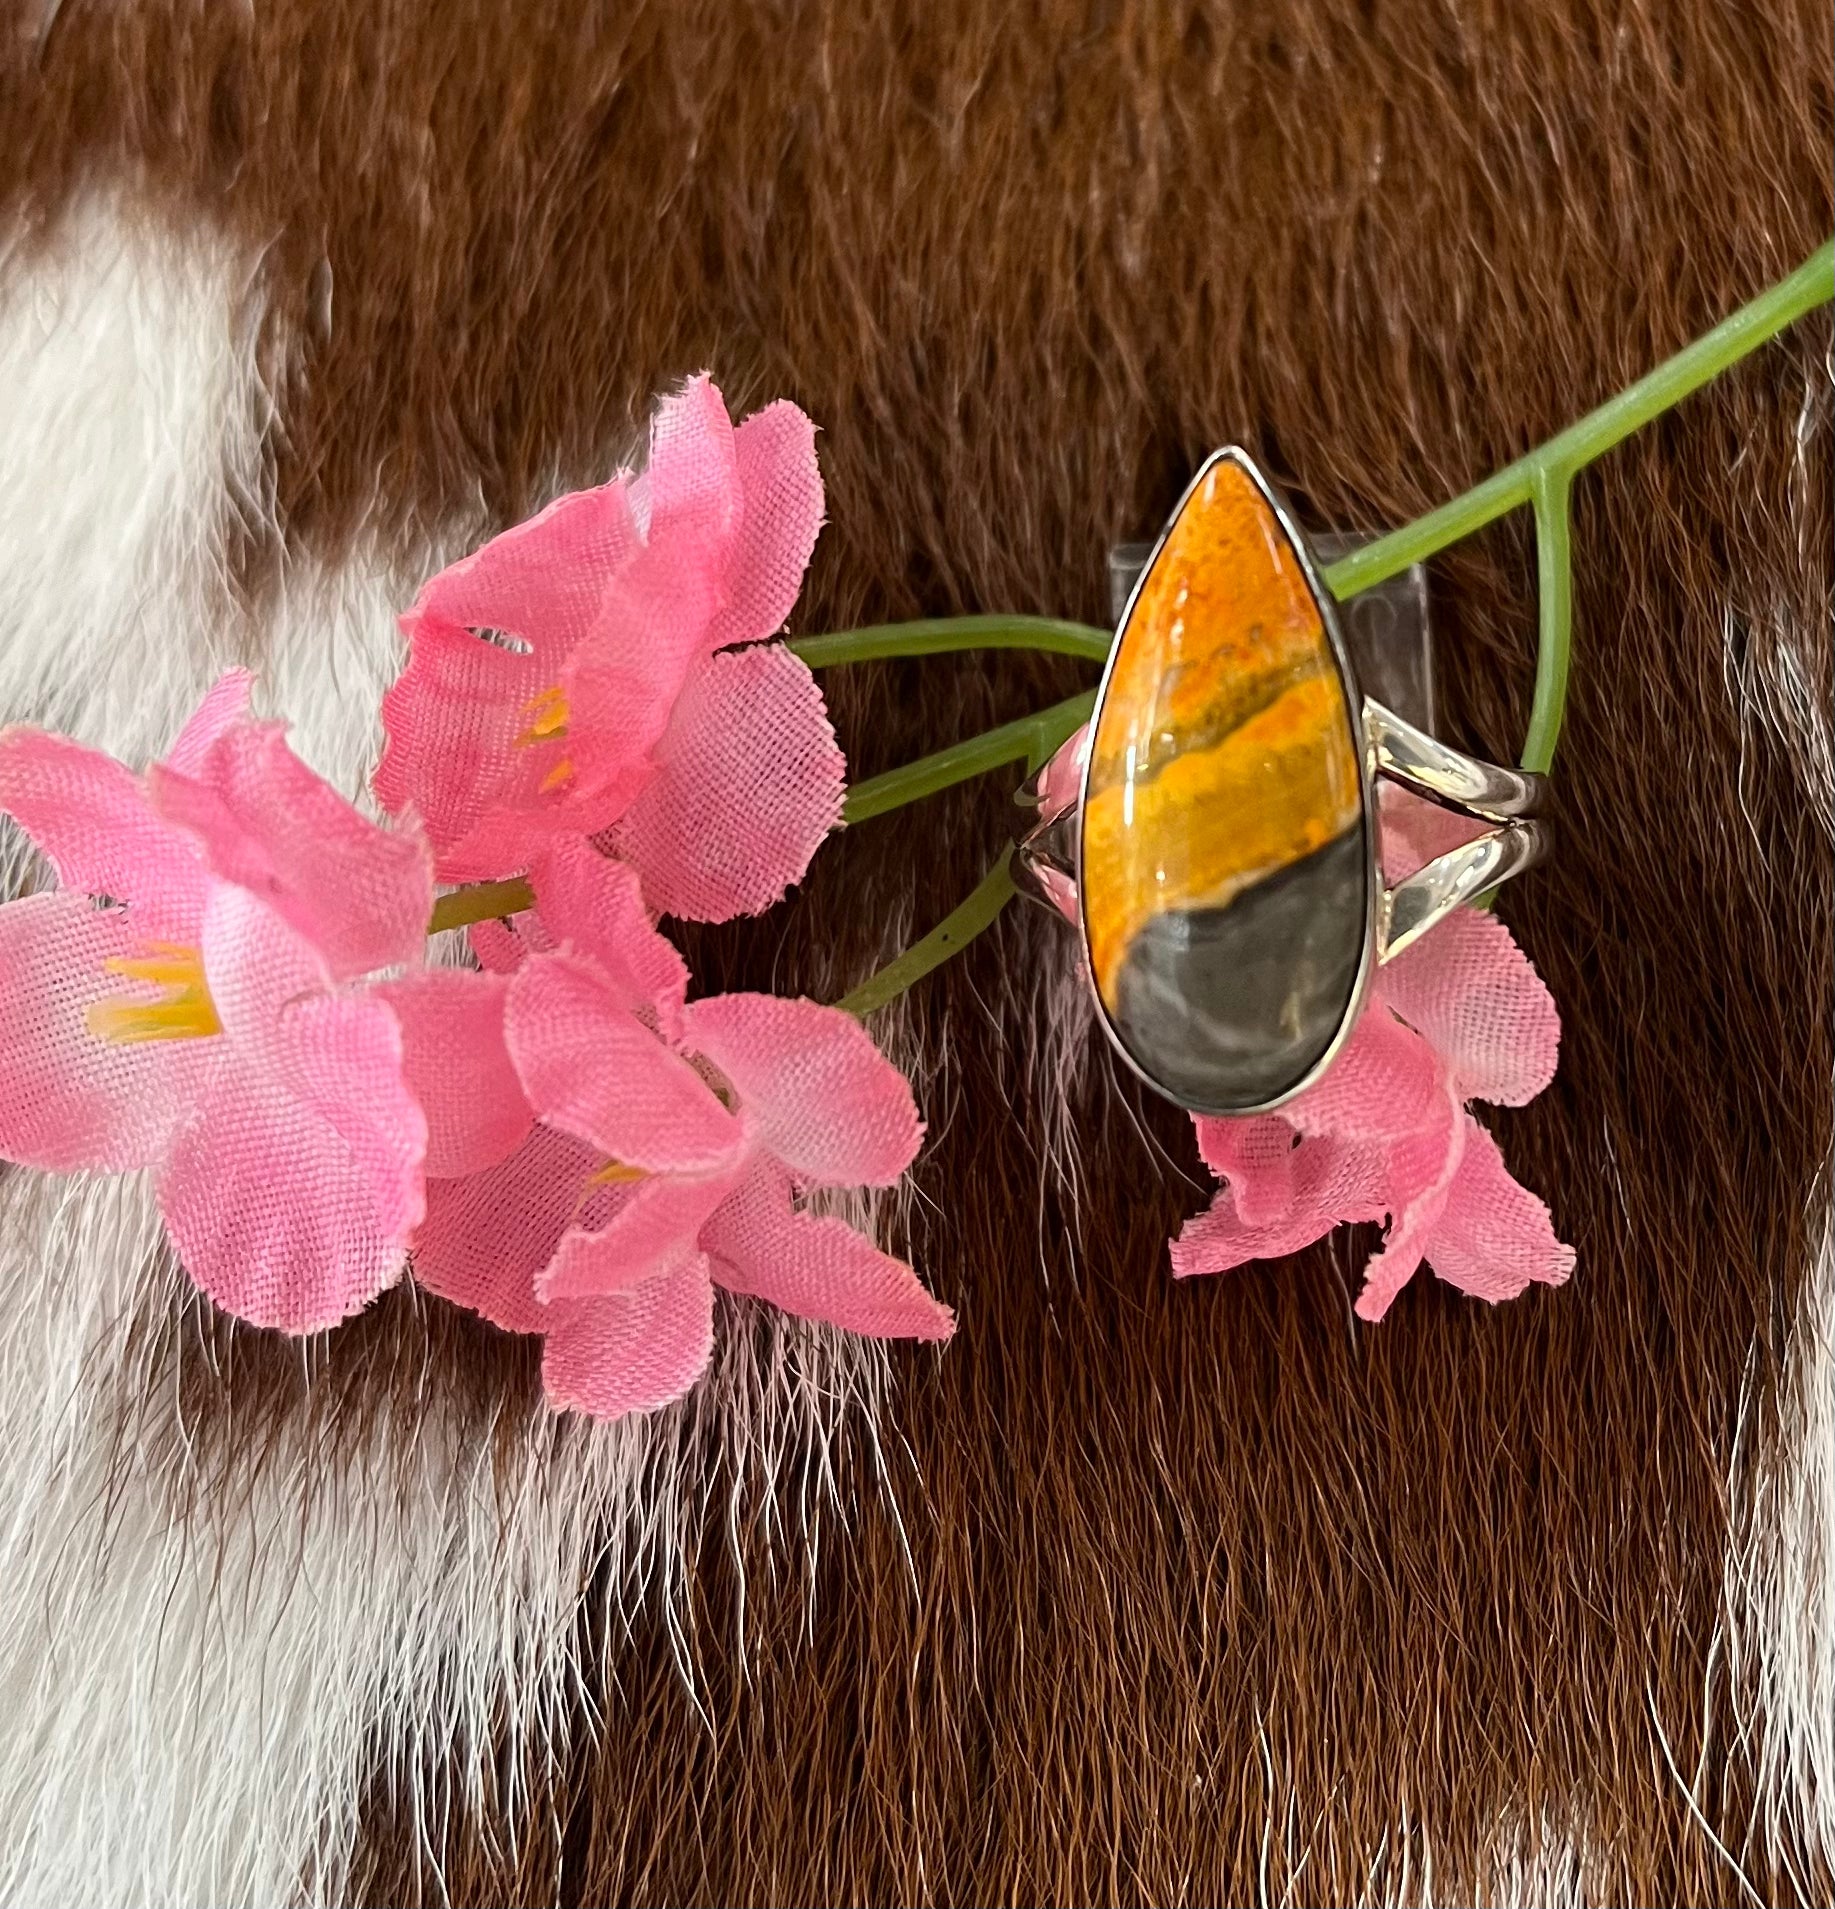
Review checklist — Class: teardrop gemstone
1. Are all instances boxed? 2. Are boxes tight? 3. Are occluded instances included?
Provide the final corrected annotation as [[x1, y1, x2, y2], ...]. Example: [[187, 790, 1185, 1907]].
[[1080, 451, 1370, 1112]]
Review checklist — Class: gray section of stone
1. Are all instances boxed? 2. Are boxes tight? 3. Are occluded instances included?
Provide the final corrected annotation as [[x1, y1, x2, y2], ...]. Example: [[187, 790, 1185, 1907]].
[[1111, 826, 1367, 1112]]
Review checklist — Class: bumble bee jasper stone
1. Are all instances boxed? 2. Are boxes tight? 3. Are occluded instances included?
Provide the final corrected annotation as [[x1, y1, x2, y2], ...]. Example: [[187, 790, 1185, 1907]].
[[1081, 453, 1368, 1112]]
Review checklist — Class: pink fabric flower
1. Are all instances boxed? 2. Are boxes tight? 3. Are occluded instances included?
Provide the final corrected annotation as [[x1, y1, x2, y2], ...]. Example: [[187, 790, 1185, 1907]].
[[0, 674, 436, 1331], [1171, 790, 1574, 1320], [381, 964, 533, 1179], [375, 377, 845, 921], [412, 840, 953, 1421]]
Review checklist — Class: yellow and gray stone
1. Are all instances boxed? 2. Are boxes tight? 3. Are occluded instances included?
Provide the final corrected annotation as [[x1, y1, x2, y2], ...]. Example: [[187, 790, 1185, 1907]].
[[1081, 453, 1369, 1110]]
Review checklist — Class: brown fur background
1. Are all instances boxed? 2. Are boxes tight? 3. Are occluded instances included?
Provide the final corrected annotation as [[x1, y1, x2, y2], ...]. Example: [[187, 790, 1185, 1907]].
[[2, 0, 1832, 1901]]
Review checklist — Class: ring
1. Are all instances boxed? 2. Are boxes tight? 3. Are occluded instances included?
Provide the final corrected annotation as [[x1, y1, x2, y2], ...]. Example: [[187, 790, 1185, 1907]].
[[1015, 447, 1548, 1117]]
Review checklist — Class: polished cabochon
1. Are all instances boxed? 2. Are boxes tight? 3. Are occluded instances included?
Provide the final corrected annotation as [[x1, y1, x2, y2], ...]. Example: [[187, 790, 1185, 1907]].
[[1076, 450, 1376, 1114]]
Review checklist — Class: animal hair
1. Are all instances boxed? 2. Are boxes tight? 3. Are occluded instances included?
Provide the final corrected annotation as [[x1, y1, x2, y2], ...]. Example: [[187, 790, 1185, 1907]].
[[0, 3, 1829, 1902]]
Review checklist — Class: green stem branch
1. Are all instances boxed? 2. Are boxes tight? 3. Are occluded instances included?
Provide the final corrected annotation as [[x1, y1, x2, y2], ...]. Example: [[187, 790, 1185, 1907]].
[[428, 877, 533, 937], [790, 614, 1111, 670], [837, 848, 1018, 1018], [1522, 465, 1574, 777], [843, 691, 1095, 825], [800, 241, 1832, 790]]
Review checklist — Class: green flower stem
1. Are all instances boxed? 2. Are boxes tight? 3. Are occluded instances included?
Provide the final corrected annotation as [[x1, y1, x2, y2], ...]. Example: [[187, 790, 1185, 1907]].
[[1523, 465, 1574, 777], [789, 614, 1111, 670], [428, 876, 533, 937], [837, 847, 1019, 1018], [843, 690, 1096, 825], [419, 696, 1094, 939]]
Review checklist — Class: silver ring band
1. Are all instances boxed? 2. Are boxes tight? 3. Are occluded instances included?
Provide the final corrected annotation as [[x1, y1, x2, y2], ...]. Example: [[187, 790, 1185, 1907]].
[[1017, 702, 1547, 962]]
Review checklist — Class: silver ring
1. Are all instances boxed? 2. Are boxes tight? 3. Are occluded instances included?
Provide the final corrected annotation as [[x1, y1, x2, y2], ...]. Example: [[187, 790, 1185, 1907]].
[[1016, 446, 1547, 1118]]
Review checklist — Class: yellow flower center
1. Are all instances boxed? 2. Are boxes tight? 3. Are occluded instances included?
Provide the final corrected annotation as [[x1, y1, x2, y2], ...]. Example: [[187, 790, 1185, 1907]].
[[585, 1158, 648, 1188], [86, 942, 223, 1045], [514, 684, 575, 792]]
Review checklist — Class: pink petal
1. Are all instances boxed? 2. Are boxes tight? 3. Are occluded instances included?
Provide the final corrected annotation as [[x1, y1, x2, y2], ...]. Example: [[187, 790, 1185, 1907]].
[[540, 1254, 716, 1420], [272, 990, 427, 1245], [376, 625, 556, 864], [468, 904, 559, 975], [538, 1168, 737, 1303], [607, 644, 844, 922], [1285, 1002, 1441, 1142], [163, 669, 256, 775], [0, 891, 204, 1170], [1170, 1187, 1334, 1280], [1192, 1113, 1302, 1228], [638, 376, 739, 554], [372, 384, 821, 897], [436, 804, 605, 889], [1419, 1117, 1575, 1303], [504, 951, 743, 1172], [563, 557, 721, 768], [1170, 1130, 1390, 1280], [684, 992, 921, 1187], [1375, 907, 1561, 1107], [706, 400, 825, 650], [157, 1053, 418, 1334], [198, 882, 426, 1245], [0, 728, 207, 937], [412, 1125, 599, 1336], [403, 481, 639, 666], [1353, 1091, 1467, 1322], [198, 882, 329, 1041], [378, 473, 709, 883], [702, 1162, 953, 1341], [560, 388, 742, 733], [529, 839, 687, 1037], [469, 916, 531, 974], [152, 724, 432, 981], [381, 967, 532, 1177], [1032, 721, 1089, 819]]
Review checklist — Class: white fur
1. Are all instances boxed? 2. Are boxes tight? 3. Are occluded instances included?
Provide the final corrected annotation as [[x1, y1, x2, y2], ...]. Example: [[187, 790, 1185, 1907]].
[[0, 1163, 890, 1905], [0, 207, 258, 755], [1707, 358, 1835, 1902]]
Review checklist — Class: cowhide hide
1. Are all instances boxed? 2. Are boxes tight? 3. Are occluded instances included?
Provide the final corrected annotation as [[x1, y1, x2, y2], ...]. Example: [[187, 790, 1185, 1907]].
[[0, 3, 1828, 1903]]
